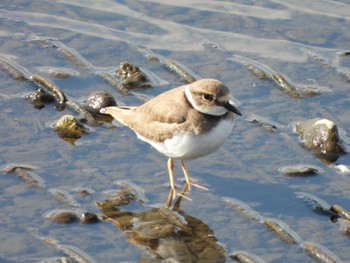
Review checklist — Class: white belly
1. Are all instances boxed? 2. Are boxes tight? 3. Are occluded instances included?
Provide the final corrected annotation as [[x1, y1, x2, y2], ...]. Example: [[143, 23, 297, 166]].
[[137, 119, 235, 160]]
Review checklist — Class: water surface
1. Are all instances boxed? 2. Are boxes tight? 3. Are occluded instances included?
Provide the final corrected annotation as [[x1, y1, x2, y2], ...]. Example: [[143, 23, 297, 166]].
[[1, 1, 350, 262]]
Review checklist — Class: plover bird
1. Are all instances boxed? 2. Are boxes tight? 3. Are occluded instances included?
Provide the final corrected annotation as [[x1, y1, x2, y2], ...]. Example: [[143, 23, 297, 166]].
[[101, 78, 241, 199]]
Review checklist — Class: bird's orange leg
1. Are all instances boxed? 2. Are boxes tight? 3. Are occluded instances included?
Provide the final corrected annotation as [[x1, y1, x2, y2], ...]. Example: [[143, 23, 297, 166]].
[[180, 160, 192, 191], [172, 183, 190, 211], [180, 160, 209, 191], [166, 188, 173, 208], [167, 158, 177, 199]]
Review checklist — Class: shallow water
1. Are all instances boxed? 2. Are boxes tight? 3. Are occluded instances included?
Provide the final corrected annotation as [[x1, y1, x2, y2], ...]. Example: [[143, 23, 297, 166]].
[[1, 0, 350, 262]]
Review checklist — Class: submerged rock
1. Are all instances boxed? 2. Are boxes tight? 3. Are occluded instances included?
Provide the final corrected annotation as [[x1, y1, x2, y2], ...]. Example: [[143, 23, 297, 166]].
[[32, 233, 98, 263], [36, 66, 80, 79], [302, 241, 343, 263], [338, 220, 350, 236], [30, 75, 67, 111], [272, 73, 301, 99], [48, 188, 81, 208], [81, 212, 100, 224], [278, 164, 323, 177], [295, 118, 345, 163], [2, 163, 45, 189], [330, 204, 350, 222], [45, 209, 80, 224], [84, 91, 117, 114], [26, 88, 55, 109], [230, 251, 265, 263], [71, 186, 95, 198], [100, 189, 136, 207], [296, 192, 332, 215], [245, 113, 283, 133], [45, 209, 100, 224], [54, 115, 86, 143], [263, 218, 302, 244], [117, 62, 152, 90]]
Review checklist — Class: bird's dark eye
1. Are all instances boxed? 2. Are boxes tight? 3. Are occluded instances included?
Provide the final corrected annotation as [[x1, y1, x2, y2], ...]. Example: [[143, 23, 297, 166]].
[[202, 93, 214, 102]]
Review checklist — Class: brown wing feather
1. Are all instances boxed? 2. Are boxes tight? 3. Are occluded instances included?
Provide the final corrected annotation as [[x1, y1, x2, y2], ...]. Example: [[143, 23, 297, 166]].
[[135, 85, 189, 123], [103, 85, 192, 141]]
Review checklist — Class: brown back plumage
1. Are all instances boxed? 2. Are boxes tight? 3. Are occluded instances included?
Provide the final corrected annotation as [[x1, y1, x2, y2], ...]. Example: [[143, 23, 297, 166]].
[[102, 79, 233, 142]]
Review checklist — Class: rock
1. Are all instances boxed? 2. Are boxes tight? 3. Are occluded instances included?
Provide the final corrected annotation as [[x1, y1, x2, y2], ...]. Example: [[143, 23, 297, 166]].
[[295, 118, 345, 163], [245, 113, 283, 133], [54, 115, 86, 143], [45, 209, 80, 224], [26, 88, 55, 109], [81, 212, 100, 224], [84, 91, 116, 114], [36, 66, 80, 79], [101, 189, 136, 207], [117, 62, 152, 89], [278, 164, 323, 177]]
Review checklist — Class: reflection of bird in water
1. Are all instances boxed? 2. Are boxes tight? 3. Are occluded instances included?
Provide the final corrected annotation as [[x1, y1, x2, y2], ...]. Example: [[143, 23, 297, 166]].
[[101, 79, 241, 200], [97, 183, 226, 263]]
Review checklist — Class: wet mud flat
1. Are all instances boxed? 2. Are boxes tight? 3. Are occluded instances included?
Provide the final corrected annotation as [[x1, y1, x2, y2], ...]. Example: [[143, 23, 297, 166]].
[[1, 0, 350, 262]]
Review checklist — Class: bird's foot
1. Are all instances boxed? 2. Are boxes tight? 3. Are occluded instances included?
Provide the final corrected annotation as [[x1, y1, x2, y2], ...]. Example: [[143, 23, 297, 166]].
[[176, 192, 192, 201], [188, 181, 209, 191]]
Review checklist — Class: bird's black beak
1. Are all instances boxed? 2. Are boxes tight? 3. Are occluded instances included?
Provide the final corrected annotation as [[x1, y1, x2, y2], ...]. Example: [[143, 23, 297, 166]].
[[224, 101, 242, 116]]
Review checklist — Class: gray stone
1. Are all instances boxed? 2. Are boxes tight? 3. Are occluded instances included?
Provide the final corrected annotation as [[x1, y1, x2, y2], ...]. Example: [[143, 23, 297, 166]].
[[296, 118, 345, 163]]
